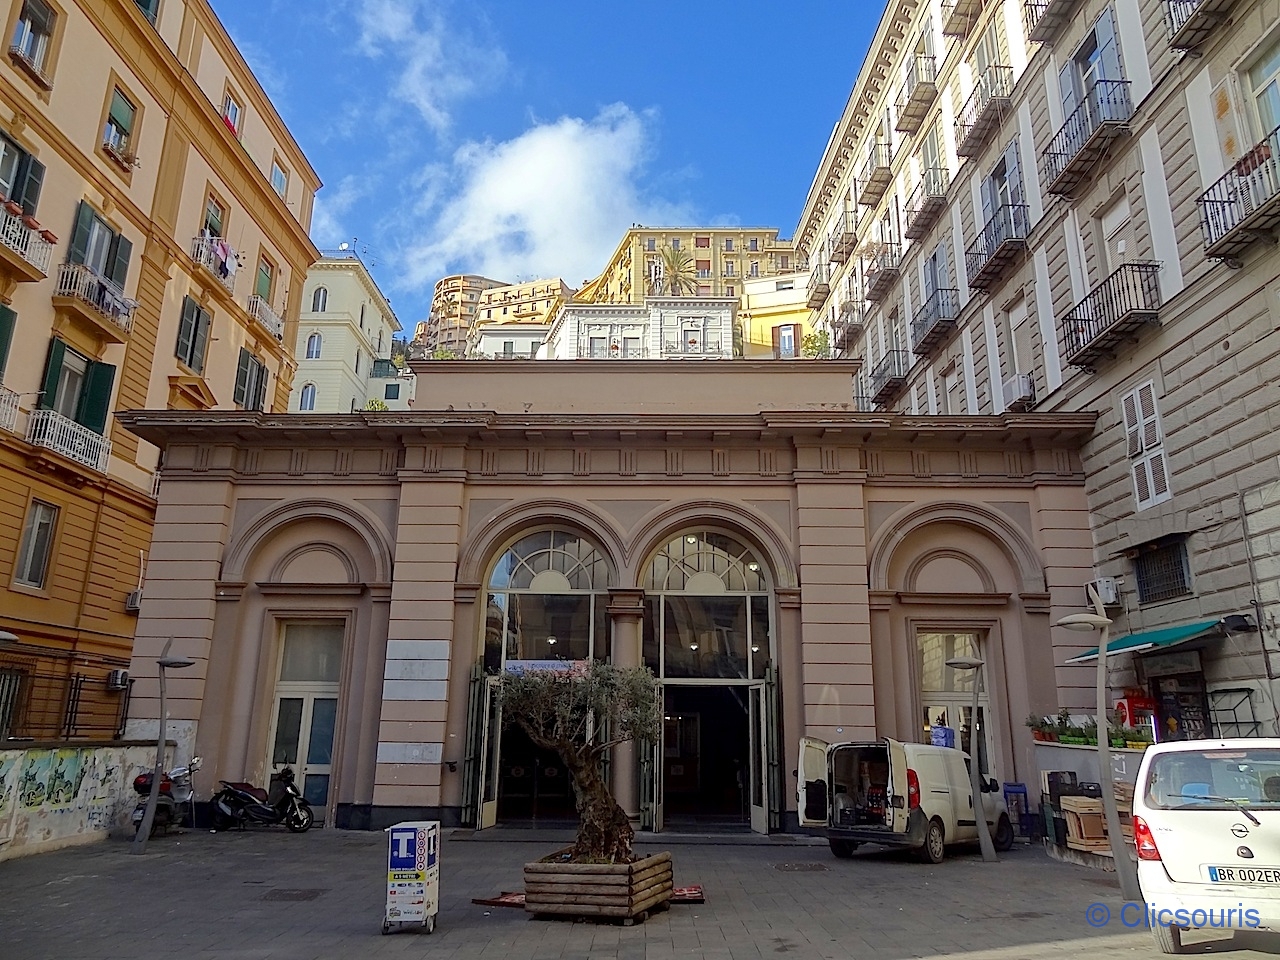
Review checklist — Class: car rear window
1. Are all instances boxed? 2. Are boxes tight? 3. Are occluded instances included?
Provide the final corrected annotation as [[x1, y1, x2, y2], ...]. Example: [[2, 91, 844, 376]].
[[1145, 749, 1280, 810]]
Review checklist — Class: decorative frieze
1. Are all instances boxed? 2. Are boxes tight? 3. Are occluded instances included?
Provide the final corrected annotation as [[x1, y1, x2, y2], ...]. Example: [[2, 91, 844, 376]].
[[620, 449, 637, 476], [527, 448, 544, 476], [712, 449, 730, 476]]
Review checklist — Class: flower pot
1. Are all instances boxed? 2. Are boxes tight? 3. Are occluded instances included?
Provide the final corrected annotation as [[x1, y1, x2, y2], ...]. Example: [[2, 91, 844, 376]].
[[21, 215, 39, 230], [3, 200, 22, 217], [39, 230, 56, 243], [524, 850, 673, 922], [1127, 741, 1150, 750], [1031, 729, 1045, 741], [1044, 731, 1059, 742], [1061, 736, 1084, 745]]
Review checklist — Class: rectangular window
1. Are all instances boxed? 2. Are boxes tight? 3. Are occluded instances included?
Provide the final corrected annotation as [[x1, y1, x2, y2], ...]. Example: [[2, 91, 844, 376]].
[[1133, 539, 1192, 604], [749, 238, 759, 251], [724, 238, 734, 251], [1122, 381, 1171, 510], [775, 280, 794, 291], [780, 254, 789, 269], [0, 133, 44, 216], [773, 323, 799, 359], [646, 237, 655, 251], [1060, 8, 1124, 121], [234, 347, 268, 410], [726, 285, 734, 296], [39, 338, 115, 434], [133, 0, 159, 24], [1249, 39, 1280, 133], [222, 92, 242, 135], [14, 500, 57, 587], [384, 383, 400, 400], [68, 201, 132, 288], [270, 161, 288, 198], [174, 296, 212, 373], [11, 0, 54, 74], [670, 238, 680, 250], [749, 261, 760, 277], [622, 336, 641, 357], [589, 336, 607, 358], [103, 88, 135, 158], [204, 195, 224, 237], [695, 236, 710, 248], [696, 284, 711, 296], [724, 262, 735, 276], [256, 256, 274, 301]]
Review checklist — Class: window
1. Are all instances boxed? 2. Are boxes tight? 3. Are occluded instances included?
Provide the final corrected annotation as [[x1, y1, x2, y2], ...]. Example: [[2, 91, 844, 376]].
[[773, 323, 799, 359], [174, 296, 212, 373], [14, 500, 57, 587], [299, 383, 316, 411], [234, 348, 268, 410], [39, 338, 115, 434], [222, 91, 242, 135], [622, 336, 641, 357], [646, 238, 656, 251], [203, 195, 224, 237], [0, 304, 14, 381], [671, 238, 680, 250], [11, 0, 54, 76], [724, 261, 735, 277], [589, 336, 607, 358], [1060, 8, 1124, 121], [749, 261, 760, 277], [133, 0, 159, 24], [270, 160, 288, 198], [305, 332, 321, 359], [1133, 539, 1192, 604], [980, 141, 1025, 234], [103, 88, 135, 161], [695, 259, 711, 278], [1122, 381, 1171, 510], [922, 240, 951, 301], [68, 201, 132, 289], [311, 286, 327, 312], [1248, 40, 1280, 134], [775, 280, 794, 291], [0, 133, 44, 216], [695, 235, 710, 248], [780, 254, 789, 270], [726, 285, 734, 297], [354, 351, 361, 375], [384, 383, 400, 401], [696, 284, 711, 296], [255, 255, 273, 301], [749, 237, 759, 251]]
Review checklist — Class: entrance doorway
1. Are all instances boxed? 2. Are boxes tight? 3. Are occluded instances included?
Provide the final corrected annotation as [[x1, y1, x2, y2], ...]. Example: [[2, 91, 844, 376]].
[[917, 630, 995, 776], [661, 686, 761, 831]]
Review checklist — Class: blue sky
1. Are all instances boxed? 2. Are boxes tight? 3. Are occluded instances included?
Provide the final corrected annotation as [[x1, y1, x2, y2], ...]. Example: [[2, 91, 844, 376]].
[[212, 1, 875, 331]]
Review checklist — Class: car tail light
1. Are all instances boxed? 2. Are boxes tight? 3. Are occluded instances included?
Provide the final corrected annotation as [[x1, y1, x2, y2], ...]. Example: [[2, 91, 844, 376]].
[[906, 768, 920, 809], [1133, 815, 1161, 861]]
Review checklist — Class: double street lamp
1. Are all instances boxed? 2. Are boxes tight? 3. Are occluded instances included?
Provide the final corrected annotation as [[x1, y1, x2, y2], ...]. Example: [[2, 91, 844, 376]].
[[945, 655, 998, 862], [129, 639, 194, 855]]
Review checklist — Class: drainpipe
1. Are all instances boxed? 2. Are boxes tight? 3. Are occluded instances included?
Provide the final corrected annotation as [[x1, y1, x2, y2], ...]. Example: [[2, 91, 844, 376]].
[[1238, 491, 1280, 734]]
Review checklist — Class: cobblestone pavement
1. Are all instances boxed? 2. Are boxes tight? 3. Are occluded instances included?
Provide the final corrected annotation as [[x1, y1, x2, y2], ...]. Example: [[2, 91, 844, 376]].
[[4, 829, 1280, 959]]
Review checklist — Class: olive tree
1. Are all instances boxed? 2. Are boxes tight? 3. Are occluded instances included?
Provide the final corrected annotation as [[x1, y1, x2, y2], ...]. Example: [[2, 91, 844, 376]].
[[498, 662, 661, 862]]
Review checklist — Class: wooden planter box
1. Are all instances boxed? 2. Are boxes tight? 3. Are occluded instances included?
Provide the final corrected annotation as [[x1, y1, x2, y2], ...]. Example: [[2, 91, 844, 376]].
[[524, 850, 673, 922]]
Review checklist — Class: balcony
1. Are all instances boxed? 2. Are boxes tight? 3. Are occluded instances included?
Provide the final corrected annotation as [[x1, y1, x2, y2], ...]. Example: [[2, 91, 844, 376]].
[[853, 393, 875, 412], [942, 0, 984, 36], [661, 337, 723, 356], [858, 141, 894, 207], [863, 244, 903, 303], [246, 295, 284, 340], [956, 66, 1014, 159], [370, 358, 399, 378], [1197, 122, 1280, 262], [1023, 0, 1081, 43], [806, 262, 831, 309], [829, 211, 857, 264], [966, 204, 1029, 289], [0, 383, 17, 432], [833, 303, 866, 354], [52, 263, 136, 342], [1002, 373, 1036, 411], [0, 205, 54, 281], [1062, 262, 1162, 369], [190, 235, 236, 293], [896, 56, 939, 135], [1165, 0, 1235, 50], [911, 288, 961, 356], [869, 350, 911, 407], [1043, 80, 1133, 195], [26, 409, 110, 472], [904, 167, 951, 240], [578, 343, 648, 359]]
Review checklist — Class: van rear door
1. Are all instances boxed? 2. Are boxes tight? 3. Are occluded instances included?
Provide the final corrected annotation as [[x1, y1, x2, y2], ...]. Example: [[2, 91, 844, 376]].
[[887, 738, 910, 834], [798, 736, 831, 827]]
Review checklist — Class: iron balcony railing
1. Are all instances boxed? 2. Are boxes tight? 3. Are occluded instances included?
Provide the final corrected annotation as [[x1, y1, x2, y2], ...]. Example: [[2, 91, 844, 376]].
[[246, 295, 284, 340], [369, 358, 399, 378], [859, 142, 894, 206], [56, 263, 137, 334], [0, 383, 17, 432], [1063, 261, 1162, 367], [966, 204, 1030, 288], [1197, 121, 1280, 260], [26, 408, 111, 472], [869, 350, 911, 406], [1023, 0, 1080, 43], [1042, 80, 1133, 194], [956, 65, 1014, 158], [662, 338, 723, 355], [941, 0, 983, 36], [0, 205, 53, 275], [1165, 0, 1235, 50], [190, 235, 236, 293], [829, 210, 857, 263], [578, 343, 649, 359], [904, 167, 951, 239], [911, 288, 961, 355], [863, 244, 903, 302], [807, 261, 831, 309], [896, 55, 938, 133]]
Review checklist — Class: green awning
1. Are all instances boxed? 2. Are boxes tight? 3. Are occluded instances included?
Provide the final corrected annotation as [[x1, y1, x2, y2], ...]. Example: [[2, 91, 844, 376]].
[[1064, 620, 1223, 664]]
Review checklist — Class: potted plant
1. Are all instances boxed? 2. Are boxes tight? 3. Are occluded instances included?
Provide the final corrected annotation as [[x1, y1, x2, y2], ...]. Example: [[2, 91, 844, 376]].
[[1081, 719, 1098, 745], [1054, 707, 1073, 741], [1025, 714, 1046, 741], [3, 199, 22, 217], [499, 661, 671, 922], [38, 229, 56, 244], [20, 214, 39, 230]]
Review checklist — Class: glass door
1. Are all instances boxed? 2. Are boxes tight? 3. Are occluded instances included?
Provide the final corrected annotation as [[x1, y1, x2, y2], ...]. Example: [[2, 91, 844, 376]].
[[748, 685, 768, 834], [478, 678, 501, 829]]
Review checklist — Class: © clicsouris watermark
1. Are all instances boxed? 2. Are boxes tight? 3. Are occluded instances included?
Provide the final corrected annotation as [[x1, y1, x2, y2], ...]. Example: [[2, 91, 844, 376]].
[[1085, 902, 1262, 929]]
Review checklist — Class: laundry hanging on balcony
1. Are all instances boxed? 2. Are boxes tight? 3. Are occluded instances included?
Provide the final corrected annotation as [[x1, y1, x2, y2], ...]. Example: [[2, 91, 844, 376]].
[[208, 234, 239, 280]]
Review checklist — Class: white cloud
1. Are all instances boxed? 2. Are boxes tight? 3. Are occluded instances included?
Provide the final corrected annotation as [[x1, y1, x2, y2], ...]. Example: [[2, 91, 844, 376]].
[[309, 175, 366, 248], [355, 0, 505, 135], [397, 104, 694, 290]]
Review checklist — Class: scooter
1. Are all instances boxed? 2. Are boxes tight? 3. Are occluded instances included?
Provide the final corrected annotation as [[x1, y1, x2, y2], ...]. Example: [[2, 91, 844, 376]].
[[210, 766, 314, 833], [131, 756, 202, 838]]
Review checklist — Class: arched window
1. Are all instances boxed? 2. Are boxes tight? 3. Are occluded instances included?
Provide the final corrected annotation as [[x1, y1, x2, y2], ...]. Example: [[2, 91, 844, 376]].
[[305, 332, 322, 359], [311, 286, 328, 312], [354, 352, 361, 375], [482, 530, 611, 673], [299, 383, 316, 411]]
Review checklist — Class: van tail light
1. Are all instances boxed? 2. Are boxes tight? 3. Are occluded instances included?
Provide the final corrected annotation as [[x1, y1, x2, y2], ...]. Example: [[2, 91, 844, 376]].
[[906, 768, 920, 810], [1133, 816, 1161, 861]]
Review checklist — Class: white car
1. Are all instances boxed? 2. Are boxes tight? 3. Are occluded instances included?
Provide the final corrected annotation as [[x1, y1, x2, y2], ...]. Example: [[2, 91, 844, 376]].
[[1133, 738, 1280, 953]]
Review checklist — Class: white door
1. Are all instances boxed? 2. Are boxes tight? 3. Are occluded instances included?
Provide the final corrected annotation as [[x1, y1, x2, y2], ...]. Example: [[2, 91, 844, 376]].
[[268, 622, 343, 822], [477, 679, 501, 830], [749, 685, 768, 834], [887, 738, 910, 833], [798, 736, 831, 827]]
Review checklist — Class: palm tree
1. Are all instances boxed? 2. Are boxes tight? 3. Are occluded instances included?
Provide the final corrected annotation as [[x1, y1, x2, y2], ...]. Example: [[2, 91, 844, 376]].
[[650, 245, 699, 296]]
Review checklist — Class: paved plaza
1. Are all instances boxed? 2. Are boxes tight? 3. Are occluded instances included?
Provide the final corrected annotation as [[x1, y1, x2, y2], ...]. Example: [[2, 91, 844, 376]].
[[4, 829, 1280, 959]]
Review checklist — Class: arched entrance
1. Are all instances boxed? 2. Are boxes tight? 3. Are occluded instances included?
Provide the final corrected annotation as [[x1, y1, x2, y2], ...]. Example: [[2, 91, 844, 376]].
[[639, 530, 777, 834]]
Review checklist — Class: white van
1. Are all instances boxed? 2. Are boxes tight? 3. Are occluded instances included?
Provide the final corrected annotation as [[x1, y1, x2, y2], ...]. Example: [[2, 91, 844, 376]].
[[798, 736, 1014, 862], [1133, 738, 1280, 954]]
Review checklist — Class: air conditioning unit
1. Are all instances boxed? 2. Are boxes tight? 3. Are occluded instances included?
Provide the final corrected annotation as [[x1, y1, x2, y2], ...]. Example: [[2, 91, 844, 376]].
[[124, 590, 142, 613], [106, 669, 130, 691], [1002, 373, 1036, 411], [1085, 577, 1120, 607]]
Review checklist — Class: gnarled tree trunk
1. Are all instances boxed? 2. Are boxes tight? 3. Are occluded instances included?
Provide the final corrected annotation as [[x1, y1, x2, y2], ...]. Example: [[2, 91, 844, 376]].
[[563, 748, 633, 862]]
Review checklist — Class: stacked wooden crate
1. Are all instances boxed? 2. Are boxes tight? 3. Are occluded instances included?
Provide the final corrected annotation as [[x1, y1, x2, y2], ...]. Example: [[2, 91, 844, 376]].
[[1061, 796, 1109, 853], [1115, 781, 1135, 845]]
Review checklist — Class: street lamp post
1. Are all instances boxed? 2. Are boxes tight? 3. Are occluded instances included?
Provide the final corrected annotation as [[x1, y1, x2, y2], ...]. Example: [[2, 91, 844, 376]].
[[129, 639, 195, 855], [1056, 587, 1142, 901], [944, 655, 997, 862]]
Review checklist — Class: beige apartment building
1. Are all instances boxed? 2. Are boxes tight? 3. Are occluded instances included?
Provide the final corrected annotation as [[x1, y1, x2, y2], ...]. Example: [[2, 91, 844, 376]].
[[466, 277, 573, 359], [0, 0, 318, 738], [418, 273, 505, 357], [798, 0, 1280, 736]]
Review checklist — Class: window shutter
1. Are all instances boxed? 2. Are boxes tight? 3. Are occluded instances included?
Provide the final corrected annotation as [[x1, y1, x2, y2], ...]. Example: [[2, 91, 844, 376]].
[[1004, 139, 1023, 207], [1132, 459, 1152, 508], [0, 305, 14, 380], [1094, 7, 1124, 82], [1059, 62, 1079, 121], [191, 308, 211, 374], [253, 361, 268, 411], [77, 360, 116, 435], [1211, 74, 1245, 165], [771, 325, 782, 359], [234, 348, 251, 406], [175, 297, 197, 367], [16, 155, 44, 216], [68, 202, 95, 266], [980, 175, 996, 227], [1137, 382, 1161, 450], [1148, 451, 1170, 500], [39, 338, 66, 410], [1121, 389, 1142, 456], [106, 233, 132, 288]]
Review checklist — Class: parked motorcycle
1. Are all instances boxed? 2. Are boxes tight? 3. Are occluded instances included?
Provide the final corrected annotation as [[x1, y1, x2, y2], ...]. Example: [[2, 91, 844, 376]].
[[211, 766, 314, 833], [131, 756, 202, 838]]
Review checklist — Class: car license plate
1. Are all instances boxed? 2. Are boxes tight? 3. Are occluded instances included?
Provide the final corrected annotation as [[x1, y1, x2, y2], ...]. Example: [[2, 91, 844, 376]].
[[1208, 866, 1280, 884]]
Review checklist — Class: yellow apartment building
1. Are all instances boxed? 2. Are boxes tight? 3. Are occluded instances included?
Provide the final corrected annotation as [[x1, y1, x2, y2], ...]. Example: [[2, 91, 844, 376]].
[[418, 273, 505, 357], [0, 0, 318, 739], [466, 276, 573, 358]]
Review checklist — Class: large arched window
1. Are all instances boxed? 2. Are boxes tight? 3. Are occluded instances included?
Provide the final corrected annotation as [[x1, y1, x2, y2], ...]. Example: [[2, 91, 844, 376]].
[[299, 383, 317, 411], [306, 332, 322, 359], [641, 531, 771, 680], [482, 530, 610, 673], [311, 286, 328, 312]]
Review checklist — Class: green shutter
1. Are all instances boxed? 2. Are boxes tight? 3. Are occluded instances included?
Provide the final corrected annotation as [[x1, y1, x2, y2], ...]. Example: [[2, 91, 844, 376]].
[[253, 363, 268, 411], [39, 338, 66, 410], [77, 360, 116, 434], [174, 296, 197, 367], [0, 305, 15, 381], [233, 348, 250, 405], [106, 233, 132, 288], [255, 262, 272, 300], [191, 308, 211, 374], [16, 156, 43, 216], [68, 202, 94, 266]]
